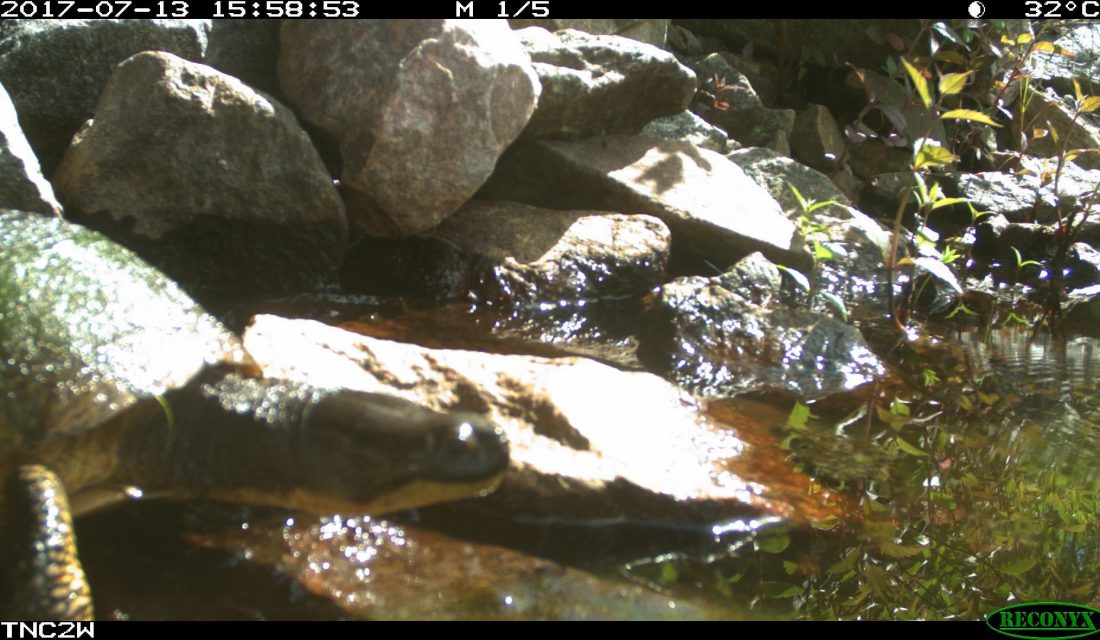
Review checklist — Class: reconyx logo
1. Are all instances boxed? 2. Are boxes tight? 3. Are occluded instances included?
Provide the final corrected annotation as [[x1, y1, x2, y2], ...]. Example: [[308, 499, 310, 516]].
[[987, 603, 1100, 640]]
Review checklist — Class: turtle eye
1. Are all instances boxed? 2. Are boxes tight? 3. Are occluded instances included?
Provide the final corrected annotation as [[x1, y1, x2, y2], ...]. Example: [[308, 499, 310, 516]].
[[423, 418, 509, 480]]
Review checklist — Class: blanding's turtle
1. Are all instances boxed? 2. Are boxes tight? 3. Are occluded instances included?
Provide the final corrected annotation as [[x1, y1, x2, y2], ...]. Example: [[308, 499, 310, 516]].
[[0, 209, 509, 620]]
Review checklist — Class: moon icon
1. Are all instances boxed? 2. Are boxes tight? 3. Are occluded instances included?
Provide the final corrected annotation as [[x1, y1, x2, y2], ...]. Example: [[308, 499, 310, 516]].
[[968, 1, 986, 16]]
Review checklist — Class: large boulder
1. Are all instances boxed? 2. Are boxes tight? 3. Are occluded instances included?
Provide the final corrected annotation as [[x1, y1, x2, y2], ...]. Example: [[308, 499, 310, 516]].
[[278, 20, 540, 236], [515, 27, 696, 140], [54, 52, 347, 296], [0, 19, 209, 175]]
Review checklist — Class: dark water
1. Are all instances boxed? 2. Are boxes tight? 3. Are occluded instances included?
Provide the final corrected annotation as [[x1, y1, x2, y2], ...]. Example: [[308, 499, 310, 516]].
[[73, 322, 1100, 620]]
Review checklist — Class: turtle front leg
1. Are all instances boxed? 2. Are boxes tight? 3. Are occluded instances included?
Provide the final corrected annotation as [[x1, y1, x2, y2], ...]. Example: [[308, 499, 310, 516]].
[[1, 465, 94, 621]]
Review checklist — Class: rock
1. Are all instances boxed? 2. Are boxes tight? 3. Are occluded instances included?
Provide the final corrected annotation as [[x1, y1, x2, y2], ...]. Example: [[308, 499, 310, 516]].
[[435, 201, 670, 303], [687, 54, 766, 146], [509, 19, 670, 49], [638, 252, 885, 400], [791, 104, 846, 172], [828, 170, 864, 203], [947, 171, 1059, 224], [848, 141, 914, 180], [0, 19, 209, 175], [641, 109, 729, 152], [726, 146, 851, 220], [478, 135, 803, 269], [0, 81, 61, 216], [667, 24, 705, 56], [205, 19, 281, 96], [516, 28, 696, 140], [1025, 21, 1100, 96], [1067, 242, 1100, 290], [1020, 90, 1100, 170], [761, 108, 794, 156], [243, 315, 843, 524], [676, 20, 922, 70], [278, 20, 540, 237], [53, 51, 346, 296]]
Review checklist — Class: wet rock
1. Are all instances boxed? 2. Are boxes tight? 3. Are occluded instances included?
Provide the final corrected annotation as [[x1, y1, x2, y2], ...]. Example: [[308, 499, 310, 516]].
[[1020, 90, 1100, 170], [278, 20, 539, 237], [1067, 243, 1100, 290], [1025, 21, 1100, 96], [791, 104, 846, 173], [642, 110, 729, 153], [205, 19, 281, 96], [243, 315, 844, 524], [0, 81, 61, 216], [53, 51, 346, 296], [509, 19, 670, 49], [687, 54, 767, 146], [0, 19, 209, 175], [515, 28, 695, 141], [267, 516, 720, 620], [637, 253, 885, 400], [435, 200, 670, 304], [1064, 283, 1100, 332], [478, 135, 802, 269], [726, 147, 851, 219]]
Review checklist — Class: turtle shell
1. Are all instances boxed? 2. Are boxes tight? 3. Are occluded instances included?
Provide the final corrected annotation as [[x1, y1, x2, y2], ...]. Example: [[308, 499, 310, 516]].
[[0, 210, 252, 452]]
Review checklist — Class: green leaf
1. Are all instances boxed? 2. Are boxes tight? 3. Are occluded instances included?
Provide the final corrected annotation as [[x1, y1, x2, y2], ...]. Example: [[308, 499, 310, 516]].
[[787, 401, 813, 430], [901, 57, 932, 109], [941, 109, 1002, 127], [761, 581, 804, 599], [922, 368, 941, 387], [1001, 557, 1037, 576], [914, 143, 959, 169], [819, 291, 849, 322], [776, 264, 810, 293], [788, 182, 808, 212], [946, 302, 979, 318], [895, 436, 928, 457], [812, 239, 834, 260], [659, 562, 679, 585], [756, 534, 791, 554], [929, 197, 971, 210], [938, 71, 971, 96]]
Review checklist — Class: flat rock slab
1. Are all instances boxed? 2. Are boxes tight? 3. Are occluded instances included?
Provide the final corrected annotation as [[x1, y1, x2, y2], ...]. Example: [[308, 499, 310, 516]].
[[479, 135, 803, 268], [515, 27, 695, 140], [278, 20, 540, 236], [0, 81, 61, 216], [54, 51, 347, 295], [243, 315, 843, 525]]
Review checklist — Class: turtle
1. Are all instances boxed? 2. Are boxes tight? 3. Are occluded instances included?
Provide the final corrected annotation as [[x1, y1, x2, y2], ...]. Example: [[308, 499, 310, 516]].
[[0, 209, 510, 620]]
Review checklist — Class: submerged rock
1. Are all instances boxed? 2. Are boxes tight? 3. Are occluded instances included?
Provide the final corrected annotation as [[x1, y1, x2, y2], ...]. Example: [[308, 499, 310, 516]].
[[479, 135, 803, 268], [278, 20, 540, 236], [638, 252, 885, 399], [515, 27, 695, 140], [53, 51, 347, 296], [243, 315, 844, 525]]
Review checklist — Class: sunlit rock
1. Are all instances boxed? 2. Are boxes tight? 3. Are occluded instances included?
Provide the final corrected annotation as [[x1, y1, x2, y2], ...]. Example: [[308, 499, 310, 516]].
[[515, 27, 695, 140], [479, 135, 803, 269], [243, 315, 844, 524], [53, 51, 347, 296], [278, 20, 540, 236]]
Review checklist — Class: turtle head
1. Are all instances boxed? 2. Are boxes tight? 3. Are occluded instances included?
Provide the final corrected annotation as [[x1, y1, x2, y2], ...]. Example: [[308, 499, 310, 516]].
[[282, 389, 510, 515], [133, 377, 510, 516]]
